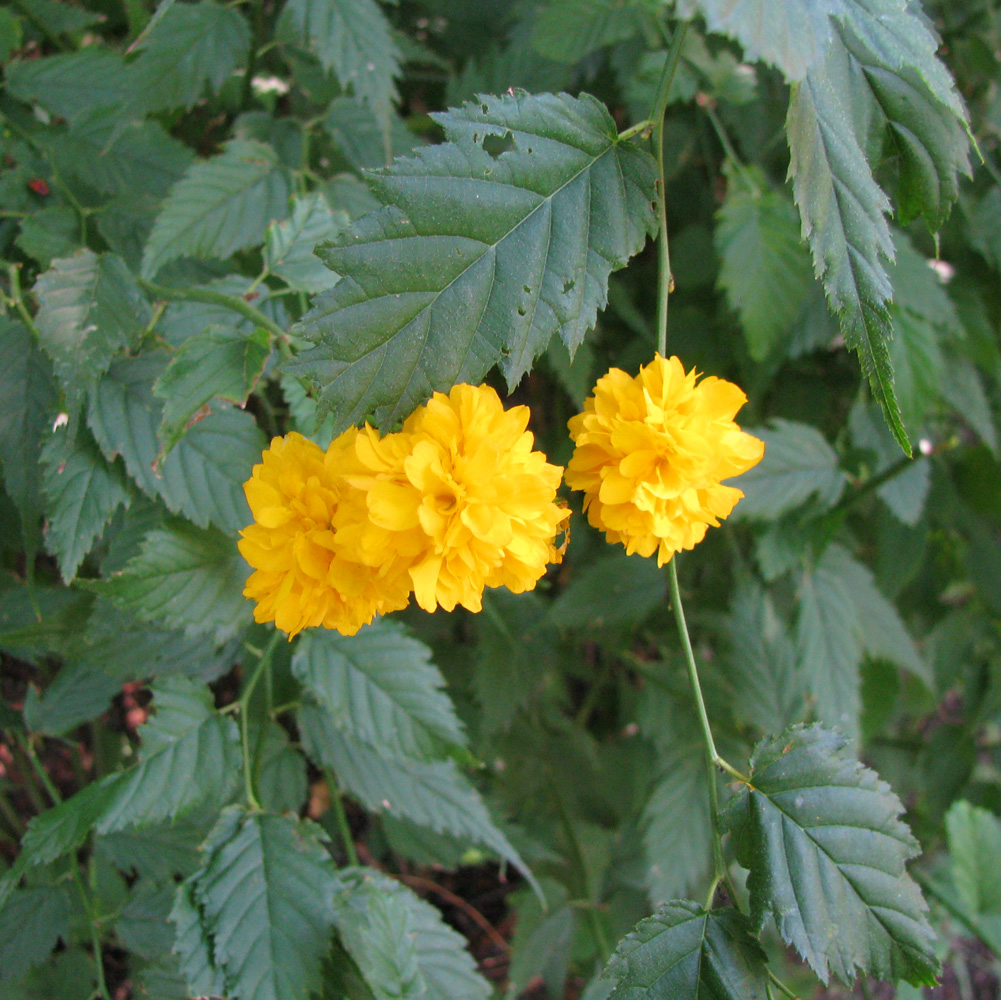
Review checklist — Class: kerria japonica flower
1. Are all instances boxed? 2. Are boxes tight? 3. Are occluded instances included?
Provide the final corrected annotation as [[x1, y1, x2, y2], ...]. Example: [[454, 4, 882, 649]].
[[565, 354, 764, 566], [239, 384, 569, 635], [238, 431, 411, 638], [352, 383, 570, 614]]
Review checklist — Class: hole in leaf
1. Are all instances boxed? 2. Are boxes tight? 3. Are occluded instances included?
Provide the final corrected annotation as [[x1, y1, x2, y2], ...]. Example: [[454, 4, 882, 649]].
[[482, 131, 515, 158], [517, 306, 527, 316], [562, 278, 576, 294], [481, 103, 489, 114], [523, 285, 531, 294]]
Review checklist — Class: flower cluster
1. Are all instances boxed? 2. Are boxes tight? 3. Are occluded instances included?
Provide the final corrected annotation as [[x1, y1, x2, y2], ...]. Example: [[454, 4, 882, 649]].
[[565, 354, 764, 565], [239, 383, 569, 637]]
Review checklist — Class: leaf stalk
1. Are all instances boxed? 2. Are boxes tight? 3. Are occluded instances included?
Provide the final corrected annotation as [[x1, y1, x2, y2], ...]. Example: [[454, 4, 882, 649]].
[[239, 630, 281, 811]]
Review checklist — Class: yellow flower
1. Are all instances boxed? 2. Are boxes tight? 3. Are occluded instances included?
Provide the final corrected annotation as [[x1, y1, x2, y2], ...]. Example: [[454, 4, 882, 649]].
[[566, 354, 764, 565], [238, 431, 410, 638], [352, 384, 569, 614]]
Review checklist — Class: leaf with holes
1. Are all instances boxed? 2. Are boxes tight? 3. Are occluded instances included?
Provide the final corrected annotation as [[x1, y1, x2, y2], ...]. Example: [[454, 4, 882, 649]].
[[602, 900, 769, 1000], [288, 91, 657, 432], [723, 724, 938, 986], [291, 621, 466, 761]]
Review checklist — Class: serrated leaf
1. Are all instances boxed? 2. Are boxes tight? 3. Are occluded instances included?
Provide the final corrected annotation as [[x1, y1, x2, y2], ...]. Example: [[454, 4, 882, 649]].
[[87, 352, 264, 533], [142, 140, 290, 278], [0, 319, 57, 558], [945, 801, 1001, 952], [84, 520, 252, 643], [796, 545, 862, 737], [732, 419, 846, 520], [170, 881, 228, 999], [334, 867, 492, 1000], [97, 817, 209, 882], [153, 324, 271, 457], [676, 0, 841, 81], [98, 677, 241, 833], [254, 719, 308, 814], [42, 420, 132, 582], [189, 809, 339, 1000], [321, 97, 420, 172], [300, 704, 531, 886], [288, 91, 657, 432], [714, 169, 814, 359], [824, 543, 928, 683], [279, 0, 400, 120], [24, 661, 120, 736], [5, 49, 137, 124], [724, 724, 938, 986], [602, 901, 769, 1000], [292, 621, 466, 760], [642, 742, 713, 906], [726, 579, 805, 733], [0, 885, 73, 981], [263, 192, 348, 292], [131, 0, 250, 113], [33, 250, 150, 398], [46, 112, 194, 201], [786, 51, 907, 452], [532, 0, 645, 64]]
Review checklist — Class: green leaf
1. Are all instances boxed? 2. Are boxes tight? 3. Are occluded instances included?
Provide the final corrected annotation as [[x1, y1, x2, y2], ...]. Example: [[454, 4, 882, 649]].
[[5, 49, 137, 124], [97, 817, 208, 882], [42, 420, 132, 582], [333, 867, 492, 1000], [0, 885, 73, 982], [796, 545, 863, 737], [141, 140, 290, 278], [531, 0, 645, 64], [24, 661, 120, 736], [824, 543, 928, 684], [506, 879, 576, 999], [724, 724, 938, 986], [726, 579, 805, 736], [278, 0, 401, 120], [321, 96, 420, 172], [732, 419, 846, 520], [153, 324, 271, 457], [642, 741, 713, 906], [602, 901, 769, 1000], [0, 7, 21, 63], [945, 800, 1001, 952], [254, 718, 308, 814], [0, 319, 57, 556], [292, 621, 466, 760], [33, 250, 150, 398], [289, 91, 658, 432], [87, 352, 264, 533], [187, 809, 339, 1000], [786, 51, 907, 452], [131, 0, 250, 113], [300, 704, 532, 885], [170, 881, 228, 999], [263, 192, 348, 293], [15, 204, 79, 267], [95, 676, 241, 834], [676, 0, 841, 81], [714, 168, 814, 360], [84, 520, 252, 643], [46, 112, 194, 201], [549, 551, 665, 630], [116, 882, 177, 960], [22, 0, 99, 34]]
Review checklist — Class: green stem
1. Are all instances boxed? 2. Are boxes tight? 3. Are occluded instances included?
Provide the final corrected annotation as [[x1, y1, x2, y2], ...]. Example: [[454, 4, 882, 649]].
[[767, 969, 803, 1000], [650, 21, 689, 355], [15, 731, 61, 805], [239, 631, 281, 811], [241, 0, 265, 110], [77, 874, 112, 1000], [0, 787, 25, 838], [667, 559, 748, 783], [618, 119, 653, 142], [703, 105, 760, 194], [325, 770, 360, 866], [138, 278, 287, 342]]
